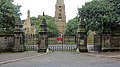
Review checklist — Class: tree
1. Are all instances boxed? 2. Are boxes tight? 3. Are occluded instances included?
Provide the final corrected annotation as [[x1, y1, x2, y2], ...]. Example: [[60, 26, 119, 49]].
[[30, 15, 59, 35], [78, 0, 120, 35], [0, 0, 21, 30], [64, 17, 78, 35]]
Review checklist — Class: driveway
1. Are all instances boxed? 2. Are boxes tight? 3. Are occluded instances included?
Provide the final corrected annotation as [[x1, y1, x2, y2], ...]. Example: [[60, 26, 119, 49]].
[[0, 52, 120, 67]]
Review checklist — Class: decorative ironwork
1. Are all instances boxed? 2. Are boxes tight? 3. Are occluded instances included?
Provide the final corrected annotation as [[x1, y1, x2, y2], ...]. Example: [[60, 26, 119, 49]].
[[48, 34, 77, 51], [24, 34, 38, 51]]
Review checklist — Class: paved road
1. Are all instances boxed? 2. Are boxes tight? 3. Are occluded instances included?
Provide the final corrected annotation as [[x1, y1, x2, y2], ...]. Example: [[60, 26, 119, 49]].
[[0, 52, 120, 67], [0, 51, 43, 62]]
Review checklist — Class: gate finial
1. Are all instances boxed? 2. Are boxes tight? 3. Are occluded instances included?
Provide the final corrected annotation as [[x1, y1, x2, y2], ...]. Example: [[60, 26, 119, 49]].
[[43, 12, 45, 16]]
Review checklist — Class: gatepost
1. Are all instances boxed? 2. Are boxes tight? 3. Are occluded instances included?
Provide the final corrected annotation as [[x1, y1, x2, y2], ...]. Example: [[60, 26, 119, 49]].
[[77, 18, 87, 52], [38, 12, 48, 52], [13, 17, 24, 52], [102, 24, 111, 51]]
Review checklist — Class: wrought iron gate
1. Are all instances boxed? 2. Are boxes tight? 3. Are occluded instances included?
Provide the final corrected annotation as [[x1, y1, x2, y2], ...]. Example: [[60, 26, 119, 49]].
[[48, 34, 77, 51], [24, 34, 38, 51]]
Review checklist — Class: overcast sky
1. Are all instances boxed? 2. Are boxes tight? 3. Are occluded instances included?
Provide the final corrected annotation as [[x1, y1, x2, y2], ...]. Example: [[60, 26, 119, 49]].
[[13, 0, 91, 22]]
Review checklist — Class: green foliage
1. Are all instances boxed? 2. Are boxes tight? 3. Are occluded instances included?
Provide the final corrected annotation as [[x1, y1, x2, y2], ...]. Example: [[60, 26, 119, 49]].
[[65, 17, 78, 35], [78, 0, 120, 35], [30, 15, 59, 35], [0, 0, 21, 30], [14, 4, 22, 17]]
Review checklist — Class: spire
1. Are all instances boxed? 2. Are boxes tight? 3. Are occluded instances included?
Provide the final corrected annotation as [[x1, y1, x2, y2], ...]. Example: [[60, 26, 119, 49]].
[[15, 17, 23, 32], [57, 0, 64, 5], [43, 12, 45, 16], [42, 12, 46, 24], [39, 12, 47, 32], [27, 10, 30, 20]]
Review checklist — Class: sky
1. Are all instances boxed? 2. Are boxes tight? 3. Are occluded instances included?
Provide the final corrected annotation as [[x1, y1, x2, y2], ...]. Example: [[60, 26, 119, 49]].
[[13, 0, 91, 22]]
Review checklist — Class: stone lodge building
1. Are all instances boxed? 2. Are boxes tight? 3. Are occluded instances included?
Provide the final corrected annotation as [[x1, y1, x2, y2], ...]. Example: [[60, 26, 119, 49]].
[[23, 10, 36, 35]]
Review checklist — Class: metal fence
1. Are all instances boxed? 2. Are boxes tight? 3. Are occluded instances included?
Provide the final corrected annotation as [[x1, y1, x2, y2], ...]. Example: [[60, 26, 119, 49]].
[[94, 35, 101, 52], [48, 34, 77, 51], [24, 34, 77, 51], [24, 34, 38, 51], [48, 45, 77, 51], [25, 45, 38, 51]]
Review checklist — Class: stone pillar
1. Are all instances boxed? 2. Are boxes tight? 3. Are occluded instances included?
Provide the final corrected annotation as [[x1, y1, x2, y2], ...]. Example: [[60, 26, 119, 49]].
[[102, 25, 111, 51], [77, 18, 87, 52], [38, 12, 48, 52], [13, 17, 24, 52]]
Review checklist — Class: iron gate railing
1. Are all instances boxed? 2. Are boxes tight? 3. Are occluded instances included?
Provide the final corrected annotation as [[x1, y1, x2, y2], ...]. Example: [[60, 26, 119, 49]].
[[24, 34, 38, 51], [48, 34, 77, 51], [48, 45, 77, 51]]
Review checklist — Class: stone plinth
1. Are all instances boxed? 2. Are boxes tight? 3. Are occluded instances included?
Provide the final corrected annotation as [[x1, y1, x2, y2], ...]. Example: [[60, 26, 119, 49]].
[[38, 33, 48, 52], [13, 33, 24, 52]]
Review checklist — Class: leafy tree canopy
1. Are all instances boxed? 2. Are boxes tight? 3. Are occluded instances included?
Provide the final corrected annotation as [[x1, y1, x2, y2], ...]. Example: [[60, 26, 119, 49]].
[[30, 15, 59, 35], [0, 0, 21, 30], [78, 0, 120, 35], [64, 17, 78, 35]]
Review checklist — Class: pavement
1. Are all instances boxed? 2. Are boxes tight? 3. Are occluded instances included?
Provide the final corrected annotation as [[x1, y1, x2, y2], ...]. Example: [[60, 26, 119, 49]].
[[83, 51, 120, 59], [0, 52, 120, 67], [0, 51, 120, 65], [0, 51, 46, 65]]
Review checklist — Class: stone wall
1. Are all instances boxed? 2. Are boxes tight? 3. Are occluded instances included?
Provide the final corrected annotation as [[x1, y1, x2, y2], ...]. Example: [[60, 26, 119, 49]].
[[94, 35, 120, 51], [102, 34, 111, 51], [111, 35, 120, 50], [0, 34, 14, 52]]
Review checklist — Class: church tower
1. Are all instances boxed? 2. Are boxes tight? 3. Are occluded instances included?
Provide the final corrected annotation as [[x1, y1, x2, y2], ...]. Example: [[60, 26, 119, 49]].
[[54, 0, 66, 34]]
